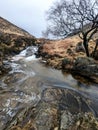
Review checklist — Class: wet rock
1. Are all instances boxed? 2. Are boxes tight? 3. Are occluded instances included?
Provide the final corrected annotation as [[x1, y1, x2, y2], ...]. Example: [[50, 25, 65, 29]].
[[62, 58, 74, 71], [4, 87, 98, 130], [60, 111, 74, 129], [0, 62, 11, 76], [72, 57, 98, 83], [69, 113, 98, 130], [62, 57, 98, 83], [4, 72, 26, 84], [34, 104, 58, 130]]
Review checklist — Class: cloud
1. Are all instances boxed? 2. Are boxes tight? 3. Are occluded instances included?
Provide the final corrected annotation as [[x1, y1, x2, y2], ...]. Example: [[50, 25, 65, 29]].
[[0, 0, 54, 37]]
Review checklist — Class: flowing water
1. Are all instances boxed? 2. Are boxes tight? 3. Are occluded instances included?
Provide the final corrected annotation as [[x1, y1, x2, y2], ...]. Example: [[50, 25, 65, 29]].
[[0, 46, 98, 129]]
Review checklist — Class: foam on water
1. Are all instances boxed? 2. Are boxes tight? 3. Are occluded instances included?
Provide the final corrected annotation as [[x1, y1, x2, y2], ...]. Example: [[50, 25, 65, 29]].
[[19, 49, 27, 56], [25, 55, 39, 61], [9, 62, 23, 73], [12, 46, 38, 62]]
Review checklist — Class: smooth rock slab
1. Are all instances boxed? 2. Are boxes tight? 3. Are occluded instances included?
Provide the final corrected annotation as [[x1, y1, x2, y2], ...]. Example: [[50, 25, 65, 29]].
[[4, 87, 98, 130]]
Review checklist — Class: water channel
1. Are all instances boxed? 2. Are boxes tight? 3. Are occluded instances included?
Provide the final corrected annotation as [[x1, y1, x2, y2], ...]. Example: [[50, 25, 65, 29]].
[[0, 46, 98, 129]]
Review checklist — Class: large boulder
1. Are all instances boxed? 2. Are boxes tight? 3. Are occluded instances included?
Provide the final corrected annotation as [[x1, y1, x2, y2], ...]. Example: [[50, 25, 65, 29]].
[[4, 87, 98, 130], [72, 57, 98, 83], [62, 57, 98, 83]]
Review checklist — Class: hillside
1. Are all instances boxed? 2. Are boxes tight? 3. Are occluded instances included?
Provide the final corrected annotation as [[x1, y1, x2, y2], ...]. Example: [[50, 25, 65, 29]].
[[0, 17, 33, 37], [0, 17, 37, 75], [0, 16, 98, 78], [0, 16, 37, 56], [38, 34, 98, 68]]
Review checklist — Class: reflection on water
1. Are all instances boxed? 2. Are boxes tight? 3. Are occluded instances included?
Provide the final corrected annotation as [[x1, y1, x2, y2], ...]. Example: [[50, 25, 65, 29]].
[[0, 46, 98, 129]]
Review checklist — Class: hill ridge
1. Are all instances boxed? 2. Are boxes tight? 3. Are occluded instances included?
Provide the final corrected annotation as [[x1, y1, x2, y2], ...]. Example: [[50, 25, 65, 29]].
[[0, 16, 33, 37]]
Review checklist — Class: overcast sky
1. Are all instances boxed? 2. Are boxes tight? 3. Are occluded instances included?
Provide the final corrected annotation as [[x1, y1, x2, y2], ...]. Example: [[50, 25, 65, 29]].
[[0, 0, 55, 37]]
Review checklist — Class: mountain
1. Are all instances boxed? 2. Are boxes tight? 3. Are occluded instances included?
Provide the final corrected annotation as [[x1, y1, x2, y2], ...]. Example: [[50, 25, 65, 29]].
[[0, 17, 33, 37]]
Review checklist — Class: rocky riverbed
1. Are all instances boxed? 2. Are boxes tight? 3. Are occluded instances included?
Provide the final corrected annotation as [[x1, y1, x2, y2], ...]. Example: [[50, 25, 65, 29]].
[[5, 88, 98, 130], [1, 17, 98, 130], [1, 53, 98, 130]]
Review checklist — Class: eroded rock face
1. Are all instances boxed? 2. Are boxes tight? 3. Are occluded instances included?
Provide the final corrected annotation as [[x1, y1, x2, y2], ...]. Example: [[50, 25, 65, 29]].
[[4, 87, 98, 130]]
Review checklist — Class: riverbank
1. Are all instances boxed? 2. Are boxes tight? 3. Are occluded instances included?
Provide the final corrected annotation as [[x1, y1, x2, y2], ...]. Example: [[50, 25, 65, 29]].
[[38, 35, 98, 83], [0, 17, 37, 76]]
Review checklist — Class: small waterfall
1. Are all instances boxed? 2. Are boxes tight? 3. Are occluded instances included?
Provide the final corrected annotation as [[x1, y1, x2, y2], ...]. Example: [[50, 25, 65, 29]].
[[0, 46, 98, 129], [12, 46, 38, 61]]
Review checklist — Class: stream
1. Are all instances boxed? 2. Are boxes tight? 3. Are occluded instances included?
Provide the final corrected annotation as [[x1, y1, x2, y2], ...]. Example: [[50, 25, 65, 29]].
[[0, 46, 98, 129]]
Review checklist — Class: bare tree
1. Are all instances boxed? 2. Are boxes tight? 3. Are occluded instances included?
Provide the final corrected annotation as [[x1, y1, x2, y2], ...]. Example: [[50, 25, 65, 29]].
[[44, 0, 98, 57]]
